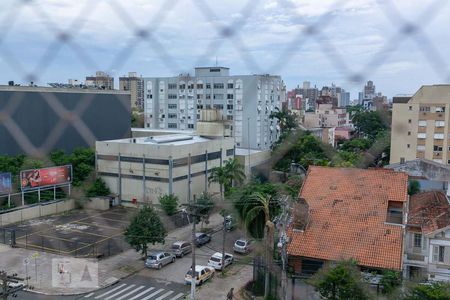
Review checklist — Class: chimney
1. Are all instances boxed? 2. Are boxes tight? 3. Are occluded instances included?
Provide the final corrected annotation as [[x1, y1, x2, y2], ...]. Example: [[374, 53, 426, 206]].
[[293, 197, 309, 231]]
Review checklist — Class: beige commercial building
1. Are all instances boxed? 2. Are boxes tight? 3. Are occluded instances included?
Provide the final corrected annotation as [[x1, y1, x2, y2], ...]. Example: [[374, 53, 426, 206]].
[[86, 71, 114, 90], [96, 134, 234, 206], [390, 85, 450, 165]]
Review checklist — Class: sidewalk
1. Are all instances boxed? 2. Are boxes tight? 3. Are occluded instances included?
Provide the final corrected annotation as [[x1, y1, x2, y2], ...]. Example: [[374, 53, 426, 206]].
[[0, 212, 225, 295]]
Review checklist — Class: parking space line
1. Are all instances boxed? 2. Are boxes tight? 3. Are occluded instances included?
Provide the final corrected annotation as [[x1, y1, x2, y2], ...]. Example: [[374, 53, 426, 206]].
[[104, 284, 135, 300], [67, 232, 124, 254], [74, 221, 125, 230], [155, 290, 174, 300], [68, 229, 110, 238], [90, 216, 130, 224], [34, 234, 91, 245], [141, 289, 165, 300], [14, 242, 71, 254], [128, 287, 155, 300], [115, 285, 145, 300], [84, 292, 94, 298], [94, 283, 127, 299]]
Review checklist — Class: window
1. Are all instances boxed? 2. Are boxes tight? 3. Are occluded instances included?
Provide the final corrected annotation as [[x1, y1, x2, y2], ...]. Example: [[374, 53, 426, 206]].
[[439, 246, 445, 262], [434, 145, 443, 151], [436, 106, 446, 113], [413, 233, 422, 248], [227, 104, 233, 110], [420, 106, 430, 112], [227, 94, 234, 99], [197, 84, 203, 89], [387, 201, 403, 224], [187, 84, 194, 90], [197, 105, 203, 109], [408, 119, 412, 124], [408, 131, 411, 136], [168, 113, 177, 119], [168, 104, 177, 109], [206, 83, 211, 89], [227, 115, 233, 120], [417, 133, 426, 139], [418, 120, 427, 127], [400, 157, 405, 164], [213, 104, 224, 109], [206, 94, 211, 99], [435, 120, 445, 127], [197, 94, 203, 99], [226, 149, 234, 156], [213, 83, 224, 89], [227, 83, 234, 89], [210, 68, 220, 72], [434, 133, 444, 140], [168, 83, 177, 89], [168, 123, 177, 128], [409, 106, 412, 111], [179, 84, 186, 89], [168, 94, 177, 99], [213, 94, 223, 100], [188, 124, 194, 129], [417, 145, 425, 151], [407, 144, 410, 149]]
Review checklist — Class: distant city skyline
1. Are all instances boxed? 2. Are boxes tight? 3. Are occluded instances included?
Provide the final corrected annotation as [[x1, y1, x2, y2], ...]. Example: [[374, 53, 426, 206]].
[[0, 0, 449, 98]]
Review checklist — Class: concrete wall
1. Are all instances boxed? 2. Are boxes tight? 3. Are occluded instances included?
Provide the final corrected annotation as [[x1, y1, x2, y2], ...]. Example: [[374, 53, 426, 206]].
[[84, 197, 110, 211], [0, 199, 75, 226]]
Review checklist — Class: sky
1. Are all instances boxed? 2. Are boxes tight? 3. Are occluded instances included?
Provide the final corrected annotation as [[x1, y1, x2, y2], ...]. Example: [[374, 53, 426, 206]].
[[0, 0, 449, 99]]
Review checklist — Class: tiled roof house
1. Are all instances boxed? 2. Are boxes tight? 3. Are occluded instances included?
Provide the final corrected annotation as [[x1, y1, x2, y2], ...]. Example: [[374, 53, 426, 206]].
[[287, 166, 409, 275]]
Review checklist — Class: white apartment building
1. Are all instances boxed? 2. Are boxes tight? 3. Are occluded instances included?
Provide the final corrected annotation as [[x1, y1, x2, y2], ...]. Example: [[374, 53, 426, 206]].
[[143, 67, 284, 150]]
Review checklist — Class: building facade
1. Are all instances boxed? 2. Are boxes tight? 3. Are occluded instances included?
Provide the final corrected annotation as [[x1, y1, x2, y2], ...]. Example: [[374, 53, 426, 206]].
[[119, 72, 144, 111], [86, 71, 114, 90], [303, 104, 348, 129], [390, 85, 450, 165], [96, 134, 234, 206], [143, 67, 284, 150], [0, 85, 130, 156]]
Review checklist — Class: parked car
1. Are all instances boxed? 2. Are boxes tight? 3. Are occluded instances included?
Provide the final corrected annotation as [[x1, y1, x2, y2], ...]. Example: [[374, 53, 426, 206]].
[[145, 251, 176, 269], [224, 215, 236, 231], [185, 265, 215, 285], [171, 241, 192, 257], [207, 252, 234, 270], [195, 232, 211, 246], [233, 238, 253, 254]]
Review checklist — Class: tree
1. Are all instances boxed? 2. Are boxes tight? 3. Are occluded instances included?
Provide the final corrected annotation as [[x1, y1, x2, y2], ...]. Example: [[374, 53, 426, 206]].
[[159, 194, 179, 215], [351, 110, 388, 139], [408, 180, 421, 196], [196, 192, 214, 228], [269, 107, 298, 133], [125, 206, 167, 258], [209, 166, 228, 200], [86, 178, 111, 197], [224, 158, 245, 189], [379, 270, 401, 295], [402, 281, 450, 300], [49, 148, 95, 186], [309, 260, 370, 300]]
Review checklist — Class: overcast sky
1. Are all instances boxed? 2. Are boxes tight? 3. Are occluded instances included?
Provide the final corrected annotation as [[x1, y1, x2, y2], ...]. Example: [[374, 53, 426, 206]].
[[0, 0, 449, 98]]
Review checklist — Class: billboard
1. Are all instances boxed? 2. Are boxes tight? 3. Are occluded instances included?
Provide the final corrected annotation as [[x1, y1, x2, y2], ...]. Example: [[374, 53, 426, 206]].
[[0, 172, 12, 194], [21, 165, 72, 191]]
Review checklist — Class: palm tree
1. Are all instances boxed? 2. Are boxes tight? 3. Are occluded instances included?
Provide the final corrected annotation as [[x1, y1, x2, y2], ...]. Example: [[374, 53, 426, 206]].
[[208, 166, 228, 200], [244, 192, 275, 299], [224, 158, 245, 189]]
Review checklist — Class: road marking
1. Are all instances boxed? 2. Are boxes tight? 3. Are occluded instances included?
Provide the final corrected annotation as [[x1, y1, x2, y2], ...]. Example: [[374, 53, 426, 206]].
[[169, 293, 185, 300], [94, 283, 127, 299], [141, 288, 164, 300], [115, 285, 145, 300], [84, 292, 94, 298], [128, 287, 155, 300], [155, 290, 174, 300], [104, 284, 135, 300]]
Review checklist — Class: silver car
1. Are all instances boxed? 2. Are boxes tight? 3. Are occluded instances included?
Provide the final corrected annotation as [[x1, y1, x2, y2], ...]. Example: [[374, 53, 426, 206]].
[[233, 239, 252, 254], [171, 241, 192, 257], [145, 252, 176, 269]]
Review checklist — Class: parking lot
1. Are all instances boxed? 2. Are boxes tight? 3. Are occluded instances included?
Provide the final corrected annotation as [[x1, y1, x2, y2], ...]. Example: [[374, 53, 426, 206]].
[[1, 207, 136, 258]]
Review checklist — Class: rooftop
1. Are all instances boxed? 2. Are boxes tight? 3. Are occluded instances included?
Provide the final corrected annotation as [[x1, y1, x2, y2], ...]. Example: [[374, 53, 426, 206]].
[[408, 191, 450, 235], [0, 85, 129, 94], [103, 134, 214, 146], [288, 166, 408, 271]]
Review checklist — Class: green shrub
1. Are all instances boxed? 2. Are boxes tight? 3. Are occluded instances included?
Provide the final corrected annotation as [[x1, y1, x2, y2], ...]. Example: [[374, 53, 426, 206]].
[[159, 194, 179, 215], [86, 178, 111, 197]]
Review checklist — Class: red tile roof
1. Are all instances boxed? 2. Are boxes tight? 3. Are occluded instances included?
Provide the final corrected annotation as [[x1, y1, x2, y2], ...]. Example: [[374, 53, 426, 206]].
[[287, 166, 408, 271], [408, 191, 450, 235]]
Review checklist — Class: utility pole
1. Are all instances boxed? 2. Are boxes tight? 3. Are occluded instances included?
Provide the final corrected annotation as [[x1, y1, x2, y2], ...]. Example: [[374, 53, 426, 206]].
[[190, 195, 197, 300], [0, 270, 31, 300], [221, 214, 227, 276]]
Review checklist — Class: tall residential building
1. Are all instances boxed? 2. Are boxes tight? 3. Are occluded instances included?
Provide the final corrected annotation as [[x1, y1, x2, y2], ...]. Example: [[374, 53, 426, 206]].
[[364, 80, 376, 99], [86, 71, 114, 90], [303, 103, 348, 128], [390, 85, 450, 165], [143, 67, 284, 150], [119, 72, 144, 111]]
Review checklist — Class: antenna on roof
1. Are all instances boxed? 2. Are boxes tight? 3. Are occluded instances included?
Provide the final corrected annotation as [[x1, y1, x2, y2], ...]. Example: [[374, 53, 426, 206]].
[[215, 56, 218, 67]]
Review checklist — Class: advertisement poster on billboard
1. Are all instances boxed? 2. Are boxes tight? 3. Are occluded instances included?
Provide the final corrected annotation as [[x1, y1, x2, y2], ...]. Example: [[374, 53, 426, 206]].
[[21, 165, 72, 191], [0, 172, 12, 195]]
